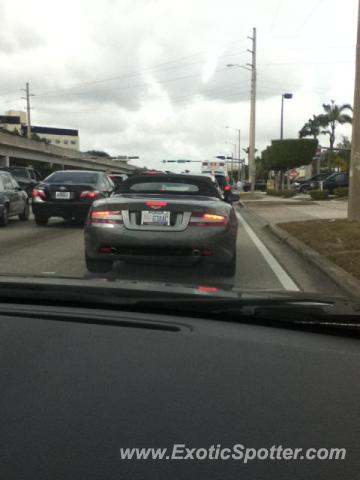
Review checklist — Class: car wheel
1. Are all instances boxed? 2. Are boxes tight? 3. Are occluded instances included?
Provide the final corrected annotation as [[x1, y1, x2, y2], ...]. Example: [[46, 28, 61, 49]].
[[300, 185, 309, 194], [34, 214, 48, 226], [0, 204, 9, 227], [19, 201, 30, 221], [85, 255, 113, 273], [217, 253, 237, 277]]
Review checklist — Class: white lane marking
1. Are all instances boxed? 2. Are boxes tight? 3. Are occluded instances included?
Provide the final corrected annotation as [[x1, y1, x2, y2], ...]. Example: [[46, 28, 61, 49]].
[[236, 211, 300, 291]]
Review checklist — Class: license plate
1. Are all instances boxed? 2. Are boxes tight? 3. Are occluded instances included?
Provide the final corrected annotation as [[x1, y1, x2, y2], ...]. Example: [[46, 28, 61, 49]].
[[55, 191, 71, 199], [141, 210, 170, 226]]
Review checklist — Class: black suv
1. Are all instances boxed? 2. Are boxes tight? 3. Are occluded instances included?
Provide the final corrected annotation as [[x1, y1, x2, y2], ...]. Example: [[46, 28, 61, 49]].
[[322, 172, 349, 193]]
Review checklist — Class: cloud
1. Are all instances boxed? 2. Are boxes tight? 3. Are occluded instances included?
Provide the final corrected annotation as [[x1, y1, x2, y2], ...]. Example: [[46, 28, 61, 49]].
[[0, 0, 357, 168]]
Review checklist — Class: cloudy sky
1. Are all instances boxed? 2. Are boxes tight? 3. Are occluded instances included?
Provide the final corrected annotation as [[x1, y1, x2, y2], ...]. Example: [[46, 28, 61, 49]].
[[0, 0, 357, 171]]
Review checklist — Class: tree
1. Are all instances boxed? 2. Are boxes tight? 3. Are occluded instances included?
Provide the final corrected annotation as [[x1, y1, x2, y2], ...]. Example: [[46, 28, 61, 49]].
[[85, 150, 111, 157], [255, 155, 270, 180], [330, 135, 352, 172], [263, 139, 318, 189], [299, 115, 322, 139], [318, 100, 353, 151]]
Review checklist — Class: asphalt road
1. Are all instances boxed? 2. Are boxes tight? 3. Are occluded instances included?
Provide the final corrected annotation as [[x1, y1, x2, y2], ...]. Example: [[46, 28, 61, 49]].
[[0, 210, 346, 296]]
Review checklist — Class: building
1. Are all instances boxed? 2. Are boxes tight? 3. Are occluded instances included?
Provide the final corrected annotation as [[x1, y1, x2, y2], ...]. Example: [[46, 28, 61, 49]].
[[0, 112, 24, 134], [0, 110, 80, 150], [23, 125, 80, 150]]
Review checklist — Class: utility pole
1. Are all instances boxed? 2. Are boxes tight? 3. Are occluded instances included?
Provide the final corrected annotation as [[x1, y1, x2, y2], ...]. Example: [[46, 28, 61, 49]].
[[349, 0, 360, 221], [247, 27, 257, 193], [226, 33, 256, 186], [21, 82, 34, 139]]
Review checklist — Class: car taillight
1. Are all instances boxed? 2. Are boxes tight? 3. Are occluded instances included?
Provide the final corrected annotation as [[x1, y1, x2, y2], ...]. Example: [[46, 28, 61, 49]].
[[189, 213, 228, 227], [224, 185, 231, 192], [90, 210, 123, 224], [32, 189, 46, 199], [146, 201, 168, 207], [80, 190, 99, 199], [197, 286, 219, 292]]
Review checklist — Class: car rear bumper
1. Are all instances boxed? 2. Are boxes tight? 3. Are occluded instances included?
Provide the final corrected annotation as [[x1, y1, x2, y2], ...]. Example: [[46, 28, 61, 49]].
[[32, 201, 92, 219], [85, 223, 237, 264]]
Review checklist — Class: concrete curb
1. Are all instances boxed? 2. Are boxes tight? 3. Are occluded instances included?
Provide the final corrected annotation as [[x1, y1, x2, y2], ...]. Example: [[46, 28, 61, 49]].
[[268, 223, 360, 298]]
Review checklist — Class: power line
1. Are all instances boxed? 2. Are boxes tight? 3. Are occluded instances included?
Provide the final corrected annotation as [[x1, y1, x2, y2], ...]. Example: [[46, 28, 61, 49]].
[[34, 68, 237, 100], [300, 0, 326, 30], [268, 0, 283, 33], [30, 40, 248, 97]]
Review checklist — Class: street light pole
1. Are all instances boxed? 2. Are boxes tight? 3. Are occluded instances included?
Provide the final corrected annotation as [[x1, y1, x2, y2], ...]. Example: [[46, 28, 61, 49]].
[[226, 126, 241, 181], [280, 95, 285, 140], [280, 93, 293, 140], [226, 26, 257, 192], [248, 27, 257, 193], [225, 141, 237, 181]]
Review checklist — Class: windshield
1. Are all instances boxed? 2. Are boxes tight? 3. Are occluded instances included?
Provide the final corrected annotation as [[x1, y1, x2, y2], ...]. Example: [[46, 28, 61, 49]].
[[45, 172, 98, 184], [119, 176, 219, 196], [130, 182, 200, 193], [0, 167, 26, 177], [0, 0, 357, 307]]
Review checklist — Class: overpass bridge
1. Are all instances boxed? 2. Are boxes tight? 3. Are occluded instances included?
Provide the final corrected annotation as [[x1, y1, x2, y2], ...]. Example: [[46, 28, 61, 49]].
[[0, 131, 136, 174]]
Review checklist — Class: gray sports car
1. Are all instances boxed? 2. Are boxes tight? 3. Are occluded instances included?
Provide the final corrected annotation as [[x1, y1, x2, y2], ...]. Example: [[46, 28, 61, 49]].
[[84, 174, 239, 276]]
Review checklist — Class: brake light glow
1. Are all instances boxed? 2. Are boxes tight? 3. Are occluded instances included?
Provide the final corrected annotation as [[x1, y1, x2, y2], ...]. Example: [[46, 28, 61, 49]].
[[80, 190, 99, 199], [203, 214, 225, 221], [90, 210, 123, 224], [32, 189, 46, 199], [190, 212, 228, 227], [224, 185, 231, 192], [197, 286, 219, 292], [146, 201, 168, 207]]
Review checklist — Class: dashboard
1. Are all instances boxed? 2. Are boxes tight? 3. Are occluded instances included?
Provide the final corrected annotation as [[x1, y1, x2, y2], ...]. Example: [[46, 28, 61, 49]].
[[1, 303, 359, 479]]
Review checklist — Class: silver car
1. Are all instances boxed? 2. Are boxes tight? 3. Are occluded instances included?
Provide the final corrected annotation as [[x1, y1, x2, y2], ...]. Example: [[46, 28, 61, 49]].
[[84, 174, 239, 276]]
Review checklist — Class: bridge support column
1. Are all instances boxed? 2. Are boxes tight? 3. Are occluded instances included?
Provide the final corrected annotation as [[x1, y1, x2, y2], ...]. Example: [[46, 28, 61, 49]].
[[0, 155, 9, 167]]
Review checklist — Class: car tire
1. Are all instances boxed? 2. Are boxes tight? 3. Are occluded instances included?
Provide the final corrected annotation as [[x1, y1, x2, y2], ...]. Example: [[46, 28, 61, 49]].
[[217, 253, 237, 277], [34, 214, 48, 226], [19, 201, 30, 221], [0, 204, 9, 227], [300, 185, 309, 194], [85, 255, 113, 274]]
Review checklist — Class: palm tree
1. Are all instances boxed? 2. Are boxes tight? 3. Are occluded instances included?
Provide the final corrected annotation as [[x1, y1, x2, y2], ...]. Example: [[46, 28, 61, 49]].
[[299, 115, 322, 139], [318, 100, 353, 151]]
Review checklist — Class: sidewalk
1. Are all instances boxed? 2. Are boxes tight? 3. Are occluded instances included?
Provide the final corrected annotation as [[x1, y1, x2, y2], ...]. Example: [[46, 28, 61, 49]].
[[241, 194, 347, 224]]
